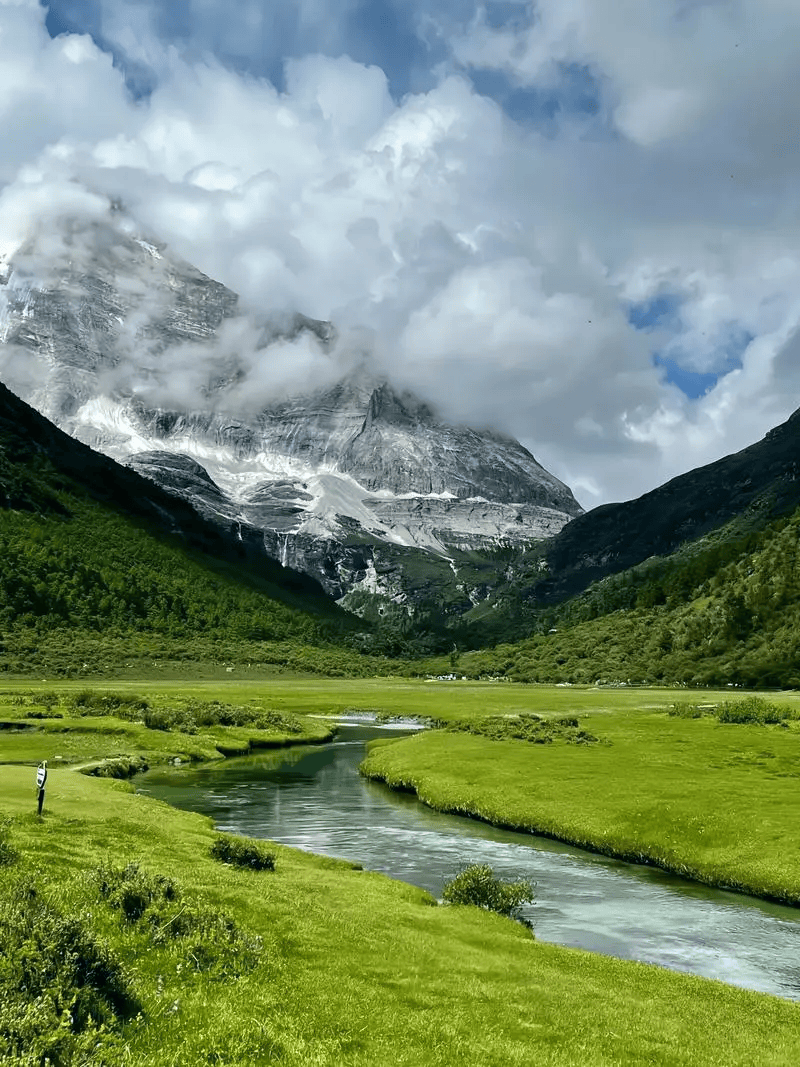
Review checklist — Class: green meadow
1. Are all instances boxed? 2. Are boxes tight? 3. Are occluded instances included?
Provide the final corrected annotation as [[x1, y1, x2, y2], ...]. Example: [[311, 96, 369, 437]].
[[1, 678, 800, 1064]]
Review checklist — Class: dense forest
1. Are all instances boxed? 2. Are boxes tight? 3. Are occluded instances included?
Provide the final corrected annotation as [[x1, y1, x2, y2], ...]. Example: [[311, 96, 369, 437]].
[[0, 381, 404, 676], [4, 450, 800, 685]]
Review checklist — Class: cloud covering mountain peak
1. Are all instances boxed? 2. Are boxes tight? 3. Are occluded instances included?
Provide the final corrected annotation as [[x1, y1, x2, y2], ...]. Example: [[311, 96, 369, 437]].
[[1, 0, 800, 505]]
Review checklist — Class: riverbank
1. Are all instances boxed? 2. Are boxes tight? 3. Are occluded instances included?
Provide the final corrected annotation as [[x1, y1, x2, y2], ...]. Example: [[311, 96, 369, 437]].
[[0, 687, 335, 776], [360, 705, 800, 905]]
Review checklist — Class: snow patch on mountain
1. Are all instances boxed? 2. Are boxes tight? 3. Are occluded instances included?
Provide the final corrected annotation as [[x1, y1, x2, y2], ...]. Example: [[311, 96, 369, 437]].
[[0, 205, 584, 608]]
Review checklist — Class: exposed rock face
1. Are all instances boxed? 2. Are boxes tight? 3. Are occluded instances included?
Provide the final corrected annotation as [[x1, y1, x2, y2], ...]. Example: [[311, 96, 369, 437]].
[[0, 208, 582, 611]]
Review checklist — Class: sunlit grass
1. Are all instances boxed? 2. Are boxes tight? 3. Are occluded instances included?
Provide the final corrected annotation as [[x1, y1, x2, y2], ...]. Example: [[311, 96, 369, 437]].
[[7, 675, 798, 716], [0, 686, 334, 771], [1, 765, 799, 1065]]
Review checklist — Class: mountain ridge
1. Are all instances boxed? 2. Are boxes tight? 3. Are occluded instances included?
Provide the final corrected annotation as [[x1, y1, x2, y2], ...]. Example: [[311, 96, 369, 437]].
[[530, 403, 800, 605], [0, 376, 341, 619]]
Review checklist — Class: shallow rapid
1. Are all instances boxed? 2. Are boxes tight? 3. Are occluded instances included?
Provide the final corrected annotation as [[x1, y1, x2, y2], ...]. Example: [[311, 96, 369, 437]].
[[137, 720, 800, 999]]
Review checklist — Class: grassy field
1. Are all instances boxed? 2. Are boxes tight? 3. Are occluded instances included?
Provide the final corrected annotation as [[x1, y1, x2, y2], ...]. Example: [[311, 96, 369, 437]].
[[7, 674, 794, 718], [2, 678, 800, 1063], [3, 762, 800, 1065], [0, 686, 334, 774]]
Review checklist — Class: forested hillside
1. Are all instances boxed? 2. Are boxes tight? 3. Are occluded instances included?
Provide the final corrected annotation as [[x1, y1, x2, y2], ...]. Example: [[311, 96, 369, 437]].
[[3, 372, 800, 687], [434, 502, 800, 687]]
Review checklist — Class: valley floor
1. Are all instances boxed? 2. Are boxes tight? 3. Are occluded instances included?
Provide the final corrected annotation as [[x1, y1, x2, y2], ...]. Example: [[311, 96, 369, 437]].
[[1, 678, 799, 1064]]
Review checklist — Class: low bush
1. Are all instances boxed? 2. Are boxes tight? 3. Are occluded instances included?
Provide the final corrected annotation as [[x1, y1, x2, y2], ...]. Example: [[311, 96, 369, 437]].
[[443, 864, 534, 927], [136, 700, 305, 736], [668, 703, 707, 719], [86, 755, 149, 779], [443, 714, 600, 746], [94, 862, 263, 976], [210, 834, 276, 871], [714, 696, 797, 725], [142, 705, 197, 733], [95, 862, 178, 922], [0, 875, 138, 1066], [69, 690, 149, 716]]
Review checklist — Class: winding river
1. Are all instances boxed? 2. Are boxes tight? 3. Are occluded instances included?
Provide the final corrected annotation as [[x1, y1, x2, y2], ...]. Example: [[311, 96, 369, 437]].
[[137, 719, 800, 1000]]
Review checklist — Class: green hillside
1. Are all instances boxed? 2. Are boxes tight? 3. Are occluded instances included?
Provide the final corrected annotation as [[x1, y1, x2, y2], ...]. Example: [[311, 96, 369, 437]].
[[432, 501, 800, 687], [4, 371, 800, 688]]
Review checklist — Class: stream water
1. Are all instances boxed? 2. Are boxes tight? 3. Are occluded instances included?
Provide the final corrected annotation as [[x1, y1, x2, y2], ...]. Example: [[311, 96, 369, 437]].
[[137, 720, 800, 999]]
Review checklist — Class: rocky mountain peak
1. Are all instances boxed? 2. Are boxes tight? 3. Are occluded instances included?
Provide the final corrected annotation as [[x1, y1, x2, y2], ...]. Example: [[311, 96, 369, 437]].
[[363, 381, 435, 431], [0, 203, 583, 611]]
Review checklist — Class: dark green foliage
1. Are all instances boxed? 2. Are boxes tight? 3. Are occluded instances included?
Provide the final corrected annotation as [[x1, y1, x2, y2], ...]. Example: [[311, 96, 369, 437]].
[[443, 714, 600, 745], [416, 503, 800, 688], [179, 701, 304, 733], [668, 704, 706, 719], [669, 697, 797, 724], [69, 691, 149, 715], [141, 705, 198, 733], [0, 875, 137, 1066], [0, 501, 336, 645], [96, 862, 179, 922], [0, 819, 17, 867], [86, 755, 150, 779], [95, 863, 262, 976], [715, 696, 797, 724], [210, 834, 276, 871], [0, 383, 369, 676], [0, 626, 401, 680], [443, 864, 534, 926], [96, 696, 307, 735]]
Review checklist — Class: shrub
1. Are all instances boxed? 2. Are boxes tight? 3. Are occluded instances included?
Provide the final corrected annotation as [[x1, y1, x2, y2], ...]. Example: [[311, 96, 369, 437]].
[[69, 690, 149, 716], [444, 714, 599, 746], [668, 703, 706, 719], [142, 705, 197, 733], [0, 819, 17, 866], [715, 696, 795, 725], [0, 875, 137, 1065], [210, 834, 276, 871], [95, 862, 178, 922], [443, 864, 534, 926], [94, 862, 262, 976]]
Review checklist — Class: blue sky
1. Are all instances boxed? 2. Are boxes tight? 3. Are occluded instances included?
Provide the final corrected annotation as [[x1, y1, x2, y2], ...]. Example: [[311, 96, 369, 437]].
[[0, 0, 797, 504], [42, 0, 606, 127], [43, 0, 444, 99]]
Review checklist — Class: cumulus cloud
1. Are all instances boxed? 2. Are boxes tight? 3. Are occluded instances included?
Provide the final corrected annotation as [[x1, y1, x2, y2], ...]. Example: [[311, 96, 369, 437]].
[[0, 0, 798, 505]]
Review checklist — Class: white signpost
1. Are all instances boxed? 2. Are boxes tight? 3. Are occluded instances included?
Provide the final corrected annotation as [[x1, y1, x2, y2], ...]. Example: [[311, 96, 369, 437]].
[[36, 761, 47, 815]]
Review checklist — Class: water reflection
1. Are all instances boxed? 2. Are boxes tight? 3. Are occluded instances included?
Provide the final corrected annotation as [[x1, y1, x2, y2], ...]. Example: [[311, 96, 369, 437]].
[[138, 724, 800, 999]]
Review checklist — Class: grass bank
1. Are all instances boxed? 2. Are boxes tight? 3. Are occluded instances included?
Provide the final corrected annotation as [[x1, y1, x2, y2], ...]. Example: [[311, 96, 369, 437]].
[[2, 762, 800, 1065], [0, 686, 334, 776], [361, 699, 800, 904]]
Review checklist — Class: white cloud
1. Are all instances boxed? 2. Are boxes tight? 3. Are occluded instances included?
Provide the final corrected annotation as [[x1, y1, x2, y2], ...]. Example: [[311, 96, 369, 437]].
[[0, 0, 798, 507]]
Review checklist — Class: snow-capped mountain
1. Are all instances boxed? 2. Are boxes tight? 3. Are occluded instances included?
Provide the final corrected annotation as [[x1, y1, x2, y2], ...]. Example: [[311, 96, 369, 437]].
[[0, 205, 582, 612]]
